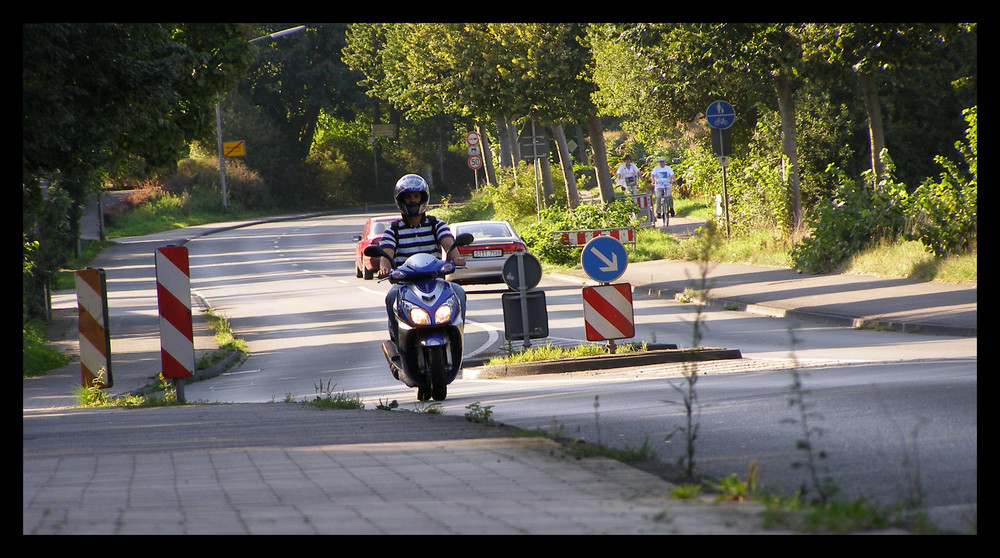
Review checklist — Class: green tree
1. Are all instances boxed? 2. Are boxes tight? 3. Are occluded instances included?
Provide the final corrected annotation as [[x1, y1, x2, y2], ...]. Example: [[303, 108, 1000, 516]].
[[589, 23, 768, 156], [345, 23, 614, 206], [796, 23, 973, 185], [24, 23, 253, 201], [217, 23, 370, 208], [23, 23, 253, 318], [486, 23, 604, 206], [590, 23, 806, 229], [239, 24, 366, 163], [722, 23, 807, 230]]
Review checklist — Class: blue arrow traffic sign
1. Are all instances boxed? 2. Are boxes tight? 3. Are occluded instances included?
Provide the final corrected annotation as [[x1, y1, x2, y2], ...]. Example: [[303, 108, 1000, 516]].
[[581, 236, 628, 283], [706, 100, 735, 129]]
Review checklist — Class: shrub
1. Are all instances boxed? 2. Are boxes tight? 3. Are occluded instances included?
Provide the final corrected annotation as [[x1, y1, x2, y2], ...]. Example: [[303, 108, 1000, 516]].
[[791, 163, 909, 274], [479, 163, 542, 223], [301, 153, 355, 207], [23, 184, 75, 319], [23, 319, 70, 377], [520, 199, 637, 266], [907, 107, 977, 258]]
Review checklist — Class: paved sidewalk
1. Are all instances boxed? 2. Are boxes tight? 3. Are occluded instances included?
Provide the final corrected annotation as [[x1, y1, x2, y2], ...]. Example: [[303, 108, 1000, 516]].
[[24, 404, 792, 535]]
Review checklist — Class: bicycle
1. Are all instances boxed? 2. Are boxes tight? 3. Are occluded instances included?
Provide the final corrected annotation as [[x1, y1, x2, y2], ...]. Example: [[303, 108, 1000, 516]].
[[655, 189, 673, 227]]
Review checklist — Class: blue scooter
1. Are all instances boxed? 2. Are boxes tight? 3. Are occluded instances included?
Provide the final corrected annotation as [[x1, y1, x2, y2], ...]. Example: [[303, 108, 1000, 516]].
[[364, 233, 473, 401]]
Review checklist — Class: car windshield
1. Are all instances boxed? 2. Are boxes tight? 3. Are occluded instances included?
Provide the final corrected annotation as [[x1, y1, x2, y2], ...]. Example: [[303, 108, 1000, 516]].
[[372, 222, 390, 235]]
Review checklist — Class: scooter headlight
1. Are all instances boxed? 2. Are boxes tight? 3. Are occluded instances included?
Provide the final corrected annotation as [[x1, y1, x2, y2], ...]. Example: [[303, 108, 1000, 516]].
[[405, 303, 431, 326], [434, 297, 456, 323]]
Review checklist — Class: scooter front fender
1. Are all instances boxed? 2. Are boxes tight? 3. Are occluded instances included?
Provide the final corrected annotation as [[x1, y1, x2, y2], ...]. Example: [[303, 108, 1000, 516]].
[[418, 331, 447, 347], [395, 327, 464, 388]]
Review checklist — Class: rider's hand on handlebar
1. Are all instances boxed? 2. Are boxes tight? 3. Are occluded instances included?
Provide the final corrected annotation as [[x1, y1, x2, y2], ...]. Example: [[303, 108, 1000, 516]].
[[377, 258, 392, 279]]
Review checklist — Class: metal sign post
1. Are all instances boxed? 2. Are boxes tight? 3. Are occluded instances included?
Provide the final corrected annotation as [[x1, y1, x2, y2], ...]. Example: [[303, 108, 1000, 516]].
[[707, 101, 736, 238], [467, 131, 482, 187], [501, 252, 546, 349], [517, 119, 548, 220]]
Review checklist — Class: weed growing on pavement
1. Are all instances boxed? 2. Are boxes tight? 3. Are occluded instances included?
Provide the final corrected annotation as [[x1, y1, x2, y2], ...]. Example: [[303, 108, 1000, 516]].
[[593, 395, 602, 446], [868, 391, 953, 533], [714, 462, 760, 502], [486, 341, 645, 365], [762, 327, 938, 533], [670, 483, 703, 499], [512, 416, 656, 463], [562, 436, 657, 462], [464, 402, 495, 424], [376, 398, 400, 411], [782, 328, 837, 504], [306, 379, 364, 410], [665, 219, 722, 479], [197, 307, 247, 370], [414, 401, 444, 414], [202, 307, 246, 354], [75, 370, 179, 407]]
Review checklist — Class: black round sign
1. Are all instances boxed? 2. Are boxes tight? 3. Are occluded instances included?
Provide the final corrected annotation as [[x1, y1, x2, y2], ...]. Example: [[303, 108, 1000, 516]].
[[502, 252, 542, 290]]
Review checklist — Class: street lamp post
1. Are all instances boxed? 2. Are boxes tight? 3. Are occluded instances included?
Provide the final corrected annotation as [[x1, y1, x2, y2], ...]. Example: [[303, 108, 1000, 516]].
[[217, 25, 306, 210]]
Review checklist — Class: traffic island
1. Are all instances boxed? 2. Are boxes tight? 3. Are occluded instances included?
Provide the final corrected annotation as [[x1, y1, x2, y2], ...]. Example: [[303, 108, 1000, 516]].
[[463, 347, 743, 379]]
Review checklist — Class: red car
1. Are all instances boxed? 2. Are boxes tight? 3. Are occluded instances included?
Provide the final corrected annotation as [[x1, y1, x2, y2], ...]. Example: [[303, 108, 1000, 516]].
[[352, 216, 399, 280]]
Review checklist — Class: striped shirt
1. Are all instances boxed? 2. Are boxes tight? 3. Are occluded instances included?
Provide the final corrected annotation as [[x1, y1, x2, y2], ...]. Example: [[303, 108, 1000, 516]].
[[379, 216, 453, 267]]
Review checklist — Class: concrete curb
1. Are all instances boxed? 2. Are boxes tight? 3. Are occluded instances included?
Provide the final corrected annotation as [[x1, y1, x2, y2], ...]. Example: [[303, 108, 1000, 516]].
[[643, 285, 977, 338], [463, 347, 743, 379]]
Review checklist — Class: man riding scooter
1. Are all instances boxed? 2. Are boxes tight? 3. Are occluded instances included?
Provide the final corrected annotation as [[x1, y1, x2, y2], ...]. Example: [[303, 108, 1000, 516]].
[[377, 174, 467, 351]]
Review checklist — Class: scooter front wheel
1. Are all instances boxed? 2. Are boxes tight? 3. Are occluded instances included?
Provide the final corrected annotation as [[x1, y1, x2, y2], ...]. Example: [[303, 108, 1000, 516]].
[[428, 346, 448, 401]]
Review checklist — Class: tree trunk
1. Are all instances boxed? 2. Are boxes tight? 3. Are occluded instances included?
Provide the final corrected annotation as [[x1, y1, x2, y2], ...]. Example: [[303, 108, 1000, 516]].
[[297, 104, 321, 159], [586, 114, 616, 204], [858, 69, 886, 185], [553, 123, 580, 208], [774, 72, 802, 231], [475, 121, 496, 186], [535, 121, 554, 205], [496, 116, 513, 169], [506, 117, 522, 163]]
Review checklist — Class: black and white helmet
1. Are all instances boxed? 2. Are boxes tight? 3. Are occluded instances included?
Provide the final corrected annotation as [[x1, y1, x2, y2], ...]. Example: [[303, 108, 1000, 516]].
[[394, 174, 430, 217]]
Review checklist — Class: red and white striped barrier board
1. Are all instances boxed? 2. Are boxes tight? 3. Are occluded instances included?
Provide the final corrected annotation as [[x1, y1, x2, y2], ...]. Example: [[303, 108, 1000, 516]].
[[632, 193, 652, 209], [155, 246, 195, 379], [75, 268, 113, 388], [556, 228, 635, 246], [631, 193, 655, 228], [582, 283, 635, 341]]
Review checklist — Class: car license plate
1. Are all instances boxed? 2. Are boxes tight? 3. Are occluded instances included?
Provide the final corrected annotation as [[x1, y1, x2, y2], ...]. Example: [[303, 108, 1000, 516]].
[[473, 249, 502, 258]]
